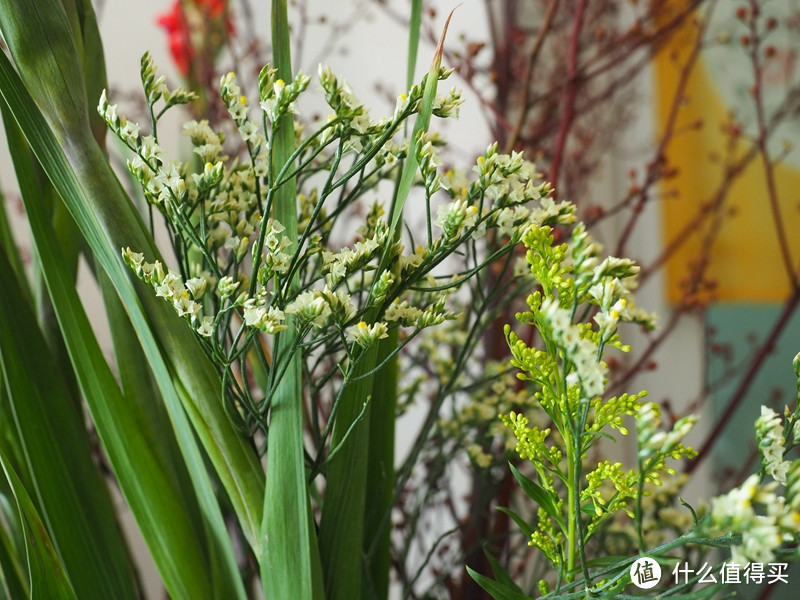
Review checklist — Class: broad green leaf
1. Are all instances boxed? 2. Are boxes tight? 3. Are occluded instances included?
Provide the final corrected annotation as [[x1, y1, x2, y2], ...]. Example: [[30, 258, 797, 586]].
[[0, 493, 28, 600], [0, 180, 29, 302], [363, 328, 397, 600], [319, 344, 378, 600], [0, 245, 138, 599], [260, 3, 320, 600], [17, 172, 218, 598], [2, 89, 82, 413], [0, 0, 264, 564], [466, 566, 532, 600], [361, 10, 429, 595], [0, 454, 77, 600], [0, 66, 247, 600]]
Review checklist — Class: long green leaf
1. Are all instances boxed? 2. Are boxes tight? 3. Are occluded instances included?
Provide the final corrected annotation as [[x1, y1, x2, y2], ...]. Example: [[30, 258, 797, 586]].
[[4, 157, 220, 599], [0, 473, 28, 599], [0, 245, 138, 599], [406, 0, 423, 89], [0, 100, 81, 408], [387, 8, 456, 237], [509, 463, 565, 531], [0, 0, 264, 562], [319, 345, 378, 600], [0, 455, 77, 600], [260, 2, 320, 599], [466, 566, 533, 600], [0, 56, 246, 600], [0, 181, 29, 303], [484, 549, 526, 595], [362, 6, 424, 597], [362, 329, 397, 600]]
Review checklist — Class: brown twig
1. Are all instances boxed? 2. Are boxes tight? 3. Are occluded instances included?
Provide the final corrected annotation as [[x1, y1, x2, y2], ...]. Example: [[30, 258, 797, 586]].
[[746, 0, 799, 290], [614, 12, 706, 257], [502, 0, 559, 154], [686, 286, 800, 475], [548, 0, 587, 193]]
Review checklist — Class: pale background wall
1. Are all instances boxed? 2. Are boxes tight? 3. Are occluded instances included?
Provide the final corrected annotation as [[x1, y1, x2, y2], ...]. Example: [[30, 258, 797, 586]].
[[0, 1, 707, 597]]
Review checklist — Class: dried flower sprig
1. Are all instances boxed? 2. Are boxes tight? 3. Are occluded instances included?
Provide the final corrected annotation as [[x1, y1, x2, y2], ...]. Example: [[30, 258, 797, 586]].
[[100, 55, 559, 443]]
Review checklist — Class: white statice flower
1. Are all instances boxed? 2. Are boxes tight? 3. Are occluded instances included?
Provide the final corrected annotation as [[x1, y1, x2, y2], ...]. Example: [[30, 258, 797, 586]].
[[393, 90, 416, 117], [541, 297, 571, 337], [494, 205, 530, 238], [350, 112, 372, 135], [261, 71, 310, 123], [636, 402, 662, 459], [434, 199, 478, 240], [155, 270, 184, 299], [529, 196, 575, 227], [588, 278, 628, 311], [734, 516, 784, 565], [97, 89, 118, 126], [432, 86, 464, 119], [322, 236, 381, 285], [217, 276, 240, 299], [712, 474, 760, 525], [285, 290, 331, 327], [384, 299, 424, 326], [238, 120, 260, 143], [243, 300, 286, 333], [173, 291, 201, 319], [154, 280, 175, 300], [185, 277, 208, 300], [119, 119, 140, 146], [225, 235, 250, 262], [196, 316, 214, 338], [122, 247, 145, 272], [593, 256, 640, 281], [417, 296, 452, 329], [320, 285, 357, 324], [183, 119, 222, 153], [253, 155, 269, 178], [156, 161, 184, 191], [398, 245, 427, 275], [219, 72, 241, 103], [228, 95, 249, 122], [756, 405, 791, 484], [139, 135, 167, 165], [322, 251, 348, 283], [656, 414, 697, 455], [372, 271, 395, 301], [346, 321, 389, 349]]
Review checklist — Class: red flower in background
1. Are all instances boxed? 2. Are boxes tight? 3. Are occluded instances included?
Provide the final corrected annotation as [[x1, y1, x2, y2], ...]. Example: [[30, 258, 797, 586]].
[[157, 0, 234, 77]]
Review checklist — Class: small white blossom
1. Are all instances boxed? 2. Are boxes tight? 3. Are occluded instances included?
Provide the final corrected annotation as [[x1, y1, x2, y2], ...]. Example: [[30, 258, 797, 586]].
[[243, 300, 286, 333], [347, 321, 389, 349], [217, 276, 240, 299], [285, 290, 331, 327], [756, 406, 791, 484], [385, 299, 424, 326], [196, 316, 214, 337]]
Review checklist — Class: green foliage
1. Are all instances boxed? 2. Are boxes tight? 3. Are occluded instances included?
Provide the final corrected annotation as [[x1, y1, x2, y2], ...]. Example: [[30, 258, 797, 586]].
[[473, 208, 800, 599]]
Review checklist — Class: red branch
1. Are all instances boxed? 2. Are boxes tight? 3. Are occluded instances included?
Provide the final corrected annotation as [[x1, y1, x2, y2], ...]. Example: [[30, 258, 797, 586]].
[[686, 286, 800, 475], [548, 0, 587, 193], [747, 0, 799, 290]]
